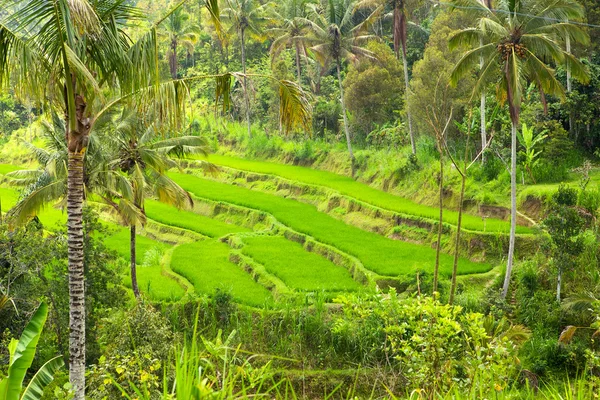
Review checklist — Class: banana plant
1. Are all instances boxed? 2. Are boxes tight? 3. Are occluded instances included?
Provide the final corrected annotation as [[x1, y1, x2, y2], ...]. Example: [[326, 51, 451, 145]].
[[0, 302, 64, 400], [518, 123, 548, 184]]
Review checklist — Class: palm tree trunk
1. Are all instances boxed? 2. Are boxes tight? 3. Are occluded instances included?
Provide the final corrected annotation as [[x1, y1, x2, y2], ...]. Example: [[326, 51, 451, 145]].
[[170, 38, 178, 79], [449, 173, 466, 304], [401, 48, 416, 155], [479, 36, 486, 163], [501, 120, 518, 299], [67, 151, 86, 400], [241, 28, 252, 139], [566, 33, 573, 134], [130, 224, 140, 299], [295, 42, 302, 85], [556, 264, 562, 301], [336, 60, 355, 172], [433, 150, 443, 294], [480, 93, 486, 163]]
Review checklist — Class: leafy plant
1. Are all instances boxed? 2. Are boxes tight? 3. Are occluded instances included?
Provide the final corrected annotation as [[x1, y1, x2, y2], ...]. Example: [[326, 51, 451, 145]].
[[0, 302, 65, 400], [518, 123, 548, 184]]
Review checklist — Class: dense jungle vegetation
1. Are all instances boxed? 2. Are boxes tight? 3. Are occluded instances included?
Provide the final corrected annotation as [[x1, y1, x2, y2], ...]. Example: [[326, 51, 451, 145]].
[[2, 0, 600, 398]]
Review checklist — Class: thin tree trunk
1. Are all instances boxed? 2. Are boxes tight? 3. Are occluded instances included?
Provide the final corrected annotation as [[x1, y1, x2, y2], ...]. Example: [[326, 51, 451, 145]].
[[67, 151, 86, 400], [336, 60, 355, 173], [401, 49, 416, 155], [295, 42, 302, 85], [481, 93, 486, 163], [501, 121, 518, 299], [433, 151, 443, 294], [566, 33, 573, 134], [449, 174, 466, 304], [566, 35, 572, 93], [170, 38, 178, 79], [130, 224, 140, 299], [556, 264, 562, 301], [480, 36, 486, 163], [241, 28, 252, 139]]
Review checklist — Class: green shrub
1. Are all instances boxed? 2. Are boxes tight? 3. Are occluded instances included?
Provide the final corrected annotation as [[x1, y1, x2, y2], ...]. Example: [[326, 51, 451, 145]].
[[334, 291, 528, 395], [578, 185, 600, 218]]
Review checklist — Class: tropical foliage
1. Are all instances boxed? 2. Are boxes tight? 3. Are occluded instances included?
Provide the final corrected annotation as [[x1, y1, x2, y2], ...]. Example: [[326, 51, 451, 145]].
[[2, 0, 600, 398]]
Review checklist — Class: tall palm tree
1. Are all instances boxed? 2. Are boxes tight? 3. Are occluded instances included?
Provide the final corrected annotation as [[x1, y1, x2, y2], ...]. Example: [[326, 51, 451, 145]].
[[163, 6, 201, 79], [270, 0, 314, 84], [355, 0, 422, 154], [222, 0, 271, 138], [304, 0, 374, 168], [449, 0, 589, 299], [105, 111, 211, 299], [0, 0, 220, 397]]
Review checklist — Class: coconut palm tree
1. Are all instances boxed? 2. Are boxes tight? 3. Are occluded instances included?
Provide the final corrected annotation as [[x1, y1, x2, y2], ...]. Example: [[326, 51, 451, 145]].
[[304, 0, 374, 168], [163, 6, 201, 78], [0, 0, 220, 396], [222, 0, 271, 138], [355, 0, 424, 154], [270, 0, 314, 84], [6, 114, 138, 226], [105, 111, 212, 299], [449, 0, 589, 300]]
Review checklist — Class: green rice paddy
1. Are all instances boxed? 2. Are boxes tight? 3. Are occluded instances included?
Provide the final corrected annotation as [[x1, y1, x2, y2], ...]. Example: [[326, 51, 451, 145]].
[[124, 265, 186, 301], [241, 236, 361, 292], [196, 154, 530, 234], [145, 200, 249, 238], [103, 226, 166, 264], [171, 240, 273, 306], [0, 162, 499, 305], [170, 172, 492, 277]]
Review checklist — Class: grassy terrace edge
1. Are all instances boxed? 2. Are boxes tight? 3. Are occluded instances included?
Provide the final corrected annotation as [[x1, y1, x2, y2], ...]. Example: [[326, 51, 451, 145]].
[[191, 154, 532, 234]]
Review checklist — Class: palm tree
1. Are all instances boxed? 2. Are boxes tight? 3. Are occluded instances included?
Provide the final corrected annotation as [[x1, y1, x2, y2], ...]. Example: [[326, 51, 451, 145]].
[[6, 114, 139, 226], [0, 0, 220, 396], [355, 0, 422, 154], [105, 111, 211, 299], [222, 0, 271, 138], [449, 0, 589, 299], [163, 6, 201, 79], [270, 0, 314, 84], [304, 0, 374, 168]]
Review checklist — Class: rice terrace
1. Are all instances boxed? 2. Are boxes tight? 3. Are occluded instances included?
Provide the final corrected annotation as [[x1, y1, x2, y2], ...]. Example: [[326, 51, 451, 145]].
[[1, 0, 600, 398]]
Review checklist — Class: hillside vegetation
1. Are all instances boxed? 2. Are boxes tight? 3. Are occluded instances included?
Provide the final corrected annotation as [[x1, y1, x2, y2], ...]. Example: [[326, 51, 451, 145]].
[[2, 0, 600, 398]]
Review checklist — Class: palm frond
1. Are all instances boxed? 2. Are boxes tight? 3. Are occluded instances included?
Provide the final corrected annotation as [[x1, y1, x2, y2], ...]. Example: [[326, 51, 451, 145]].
[[152, 136, 210, 158], [153, 174, 193, 209], [8, 180, 66, 226], [64, 44, 103, 99], [562, 52, 590, 85], [450, 43, 496, 86], [448, 28, 481, 50], [279, 79, 312, 133], [523, 49, 565, 100]]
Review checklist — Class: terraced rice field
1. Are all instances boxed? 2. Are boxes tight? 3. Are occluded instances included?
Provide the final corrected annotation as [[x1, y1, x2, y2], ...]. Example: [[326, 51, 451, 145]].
[[0, 162, 497, 305], [171, 240, 273, 306], [170, 172, 491, 277], [103, 226, 166, 264], [145, 200, 249, 238], [125, 265, 186, 301], [241, 236, 361, 292], [195, 154, 531, 234]]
